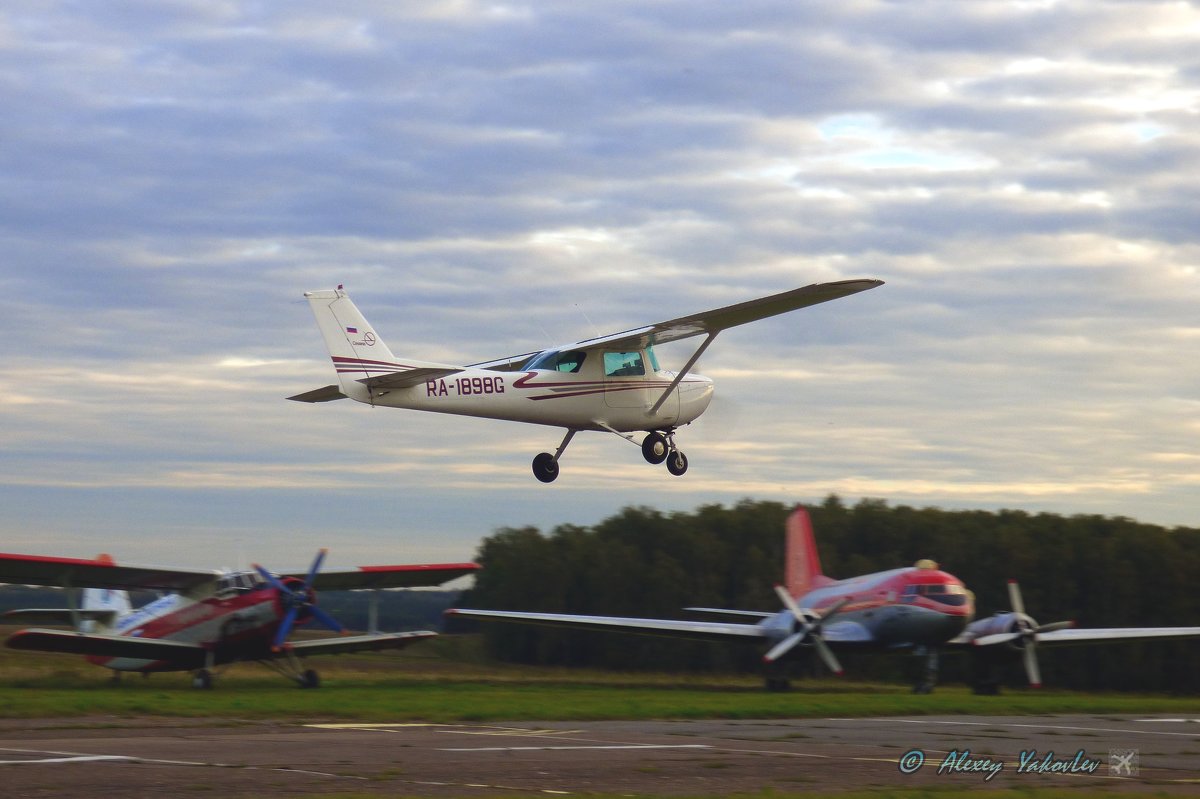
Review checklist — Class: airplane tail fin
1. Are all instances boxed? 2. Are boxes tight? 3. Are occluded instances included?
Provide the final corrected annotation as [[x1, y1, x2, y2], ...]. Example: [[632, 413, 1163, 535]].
[[304, 287, 401, 381], [784, 506, 832, 597], [81, 583, 132, 633]]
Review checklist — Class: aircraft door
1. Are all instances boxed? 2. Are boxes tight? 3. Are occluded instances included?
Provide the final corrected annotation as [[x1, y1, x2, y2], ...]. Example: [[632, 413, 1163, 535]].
[[603, 350, 651, 408]]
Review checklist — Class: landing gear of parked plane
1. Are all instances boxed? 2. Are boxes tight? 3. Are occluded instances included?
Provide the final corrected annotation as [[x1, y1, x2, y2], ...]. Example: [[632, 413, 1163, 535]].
[[192, 668, 213, 690], [911, 648, 939, 694]]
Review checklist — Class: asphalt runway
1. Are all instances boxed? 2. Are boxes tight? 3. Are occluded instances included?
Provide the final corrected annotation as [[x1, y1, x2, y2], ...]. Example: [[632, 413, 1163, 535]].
[[1, 713, 1198, 796]]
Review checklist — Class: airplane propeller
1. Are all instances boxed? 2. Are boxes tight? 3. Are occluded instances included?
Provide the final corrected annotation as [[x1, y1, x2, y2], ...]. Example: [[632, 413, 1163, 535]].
[[253, 549, 344, 651], [973, 580, 1073, 688], [763, 585, 848, 675]]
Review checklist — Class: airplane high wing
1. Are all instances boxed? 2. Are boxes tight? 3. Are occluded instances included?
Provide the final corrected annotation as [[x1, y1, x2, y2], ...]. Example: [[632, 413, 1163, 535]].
[[573, 278, 884, 351], [293, 279, 883, 482]]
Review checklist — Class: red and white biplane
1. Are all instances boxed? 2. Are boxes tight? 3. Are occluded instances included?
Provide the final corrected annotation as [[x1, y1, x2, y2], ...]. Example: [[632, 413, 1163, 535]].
[[1, 549, 477, 688]]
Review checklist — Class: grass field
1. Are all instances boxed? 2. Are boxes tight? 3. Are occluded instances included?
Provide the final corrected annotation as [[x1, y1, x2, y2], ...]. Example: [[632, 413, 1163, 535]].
[[4, 631, 1200, 723]]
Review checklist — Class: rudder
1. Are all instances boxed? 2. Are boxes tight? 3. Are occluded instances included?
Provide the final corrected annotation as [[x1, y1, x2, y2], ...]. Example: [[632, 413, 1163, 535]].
[[784, 506, 832, 597]]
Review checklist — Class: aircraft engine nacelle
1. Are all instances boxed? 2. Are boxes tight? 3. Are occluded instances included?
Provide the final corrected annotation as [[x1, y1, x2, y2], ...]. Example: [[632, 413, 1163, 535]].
[[963, 612, 1037, 652]]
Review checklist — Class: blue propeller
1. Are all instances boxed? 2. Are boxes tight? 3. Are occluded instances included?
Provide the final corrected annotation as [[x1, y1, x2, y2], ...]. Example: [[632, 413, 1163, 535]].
[[253, 549, 344, 651]]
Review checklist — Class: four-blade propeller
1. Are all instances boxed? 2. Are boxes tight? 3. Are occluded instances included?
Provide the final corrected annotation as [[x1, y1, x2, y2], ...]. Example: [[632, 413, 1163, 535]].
[[253, 549, 344, 651]]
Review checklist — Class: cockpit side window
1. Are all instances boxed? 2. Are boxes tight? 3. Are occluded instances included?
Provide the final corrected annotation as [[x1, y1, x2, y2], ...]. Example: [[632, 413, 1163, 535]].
[[525, 350, 587, 373], [604, 351, 645, 377]]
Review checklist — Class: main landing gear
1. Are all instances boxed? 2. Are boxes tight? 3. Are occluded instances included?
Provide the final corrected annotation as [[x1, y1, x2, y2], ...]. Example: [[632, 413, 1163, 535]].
[[531, 429, 689, 483], [641, 430, 688, 476]]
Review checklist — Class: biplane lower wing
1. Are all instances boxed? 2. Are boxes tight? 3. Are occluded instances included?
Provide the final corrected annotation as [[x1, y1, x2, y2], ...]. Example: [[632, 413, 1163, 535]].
[[6, 628, 207, 664]]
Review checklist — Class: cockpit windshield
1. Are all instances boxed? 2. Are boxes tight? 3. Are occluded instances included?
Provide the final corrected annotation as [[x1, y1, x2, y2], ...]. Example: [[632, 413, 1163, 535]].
[[525, 349, 587, 373], [901, 582, 969, 606]]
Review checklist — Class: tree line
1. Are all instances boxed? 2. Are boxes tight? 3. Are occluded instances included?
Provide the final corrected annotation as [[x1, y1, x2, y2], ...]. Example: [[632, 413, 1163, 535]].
[[456, 496, 1200, 693]]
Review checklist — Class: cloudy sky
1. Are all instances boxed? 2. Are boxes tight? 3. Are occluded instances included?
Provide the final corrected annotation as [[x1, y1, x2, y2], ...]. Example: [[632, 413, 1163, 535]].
[[2, 1, 1197, 571]]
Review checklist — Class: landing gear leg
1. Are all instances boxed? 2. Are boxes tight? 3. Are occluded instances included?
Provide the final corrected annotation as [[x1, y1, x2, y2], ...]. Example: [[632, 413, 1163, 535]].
[[665, 432, 688, 477], [532, 430, 576, 483], [912, 648, 939, 694]]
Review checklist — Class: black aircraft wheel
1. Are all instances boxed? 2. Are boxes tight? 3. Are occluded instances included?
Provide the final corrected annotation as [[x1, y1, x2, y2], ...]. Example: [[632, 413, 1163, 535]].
[[666, 450, 688, 476], [299, 669, 321, 689], [192, 669, 213, 690], [532, 452, 560, 483], [641, 432, 669, 464]]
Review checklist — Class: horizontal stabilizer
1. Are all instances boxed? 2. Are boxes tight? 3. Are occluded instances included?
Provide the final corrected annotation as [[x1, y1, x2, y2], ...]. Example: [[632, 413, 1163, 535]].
[[359, 367, 463, 390], [288, 384, 347, 403], [2, 609, 117, 626]]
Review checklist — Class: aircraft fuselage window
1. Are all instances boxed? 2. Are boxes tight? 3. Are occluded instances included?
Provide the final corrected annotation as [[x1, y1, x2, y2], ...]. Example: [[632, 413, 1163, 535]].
[[604, 351, 645, 377]]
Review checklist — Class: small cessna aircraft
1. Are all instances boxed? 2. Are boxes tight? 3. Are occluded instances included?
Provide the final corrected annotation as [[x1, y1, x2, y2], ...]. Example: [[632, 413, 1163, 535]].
[[291, 279, 883, 482], [449, 506, 1200, 693], [0, 549, 477, 688]]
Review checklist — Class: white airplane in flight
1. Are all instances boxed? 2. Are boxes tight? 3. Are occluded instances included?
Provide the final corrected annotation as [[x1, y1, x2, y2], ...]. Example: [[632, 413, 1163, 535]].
[[291, 279, 883, 482], [450, 507, 1200, 693]]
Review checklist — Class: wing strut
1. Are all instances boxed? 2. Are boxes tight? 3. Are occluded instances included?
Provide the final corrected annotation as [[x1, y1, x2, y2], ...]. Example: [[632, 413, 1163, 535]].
[[649, 332, 718, 415]]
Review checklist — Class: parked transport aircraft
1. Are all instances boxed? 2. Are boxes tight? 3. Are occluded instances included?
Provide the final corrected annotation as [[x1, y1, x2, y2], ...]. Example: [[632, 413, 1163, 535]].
[[0, 549, 477, 688], [291, 280, 882, 482], [450, 507, 1200, 693]]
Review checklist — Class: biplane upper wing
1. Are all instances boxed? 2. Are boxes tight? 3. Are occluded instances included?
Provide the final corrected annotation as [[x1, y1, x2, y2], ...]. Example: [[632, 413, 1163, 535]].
[[299, 562, 480, 591], [6, 628, 207, 665], [0, 553, 218, 592], [573, 278, 884, 352]]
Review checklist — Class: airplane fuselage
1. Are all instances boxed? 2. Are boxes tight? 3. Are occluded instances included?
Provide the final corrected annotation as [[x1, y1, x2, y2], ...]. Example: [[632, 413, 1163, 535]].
[[764, 563, 975, 650], [87, 580, 285, 672], [344, 363, 715, 432]]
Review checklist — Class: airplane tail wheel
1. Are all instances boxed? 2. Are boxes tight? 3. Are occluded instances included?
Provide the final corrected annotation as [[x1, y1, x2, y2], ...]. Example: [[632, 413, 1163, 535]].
[[641, 432, 669, 464], [532, 452, 560, 483], [666, 450, 688, 476]]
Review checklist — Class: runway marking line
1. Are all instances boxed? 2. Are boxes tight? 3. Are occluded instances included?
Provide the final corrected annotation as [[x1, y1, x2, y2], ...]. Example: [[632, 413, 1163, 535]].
[[832, 717, 1200, 738]]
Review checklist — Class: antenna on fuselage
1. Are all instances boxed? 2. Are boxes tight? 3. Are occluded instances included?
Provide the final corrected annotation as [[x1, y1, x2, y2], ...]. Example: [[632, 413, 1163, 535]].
[[575, 303, 601, 340]]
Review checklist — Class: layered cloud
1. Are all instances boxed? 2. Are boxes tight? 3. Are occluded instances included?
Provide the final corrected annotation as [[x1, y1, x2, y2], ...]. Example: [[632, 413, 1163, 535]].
[[1, 1, 1196, 564]]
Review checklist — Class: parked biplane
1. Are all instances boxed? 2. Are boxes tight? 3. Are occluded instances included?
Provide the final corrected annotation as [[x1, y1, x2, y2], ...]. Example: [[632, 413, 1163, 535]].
[[450, 506, 1200, 693], [1, 549, 477, 688], [291, 279, 882, 482]]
